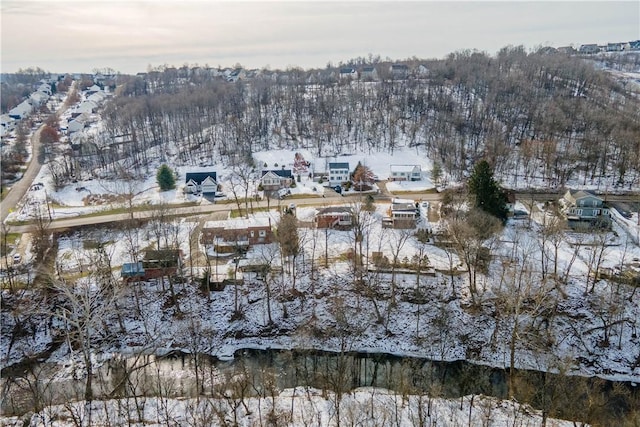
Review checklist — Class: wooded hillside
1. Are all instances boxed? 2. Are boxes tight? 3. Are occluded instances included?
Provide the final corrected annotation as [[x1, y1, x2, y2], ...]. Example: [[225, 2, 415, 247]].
[[85, 47, 640, 189]]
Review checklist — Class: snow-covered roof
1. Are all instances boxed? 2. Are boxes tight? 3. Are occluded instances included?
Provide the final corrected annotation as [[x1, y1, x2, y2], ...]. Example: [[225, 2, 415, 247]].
[[0, 114, 15, 125], [316, 206, 353, 216], [9, 100, 33, 117], [204, 216, 275, 230], [390, 164, 420, 172]]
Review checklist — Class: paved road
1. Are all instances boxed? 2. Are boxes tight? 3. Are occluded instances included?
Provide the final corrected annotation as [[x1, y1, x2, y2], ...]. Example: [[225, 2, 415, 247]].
[[6, 191, 443, 234]]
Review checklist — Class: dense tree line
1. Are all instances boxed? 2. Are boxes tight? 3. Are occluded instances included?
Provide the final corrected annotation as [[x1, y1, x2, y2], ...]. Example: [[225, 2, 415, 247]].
[[71, 47, 640, 190]]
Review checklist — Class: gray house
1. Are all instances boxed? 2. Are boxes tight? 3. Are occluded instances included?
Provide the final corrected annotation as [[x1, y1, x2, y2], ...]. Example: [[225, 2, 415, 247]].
[[185, 172, 218, 195], [562, 190, 611, 229]]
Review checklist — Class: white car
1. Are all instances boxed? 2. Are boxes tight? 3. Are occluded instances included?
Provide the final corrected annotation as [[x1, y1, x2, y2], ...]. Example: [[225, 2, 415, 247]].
[[12, 254, 21, 264], [419, 201, 429, 217]]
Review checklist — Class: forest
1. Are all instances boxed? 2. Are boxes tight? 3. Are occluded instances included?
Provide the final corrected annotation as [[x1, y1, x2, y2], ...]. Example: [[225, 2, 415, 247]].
[[54, 46, 640, 192]]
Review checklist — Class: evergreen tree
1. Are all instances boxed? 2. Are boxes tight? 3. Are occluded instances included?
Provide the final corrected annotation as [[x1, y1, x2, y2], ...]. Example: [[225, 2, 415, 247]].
[[156, 164, 176, 191], [431, 161, 442, 186], [468, 160, 508, 221]]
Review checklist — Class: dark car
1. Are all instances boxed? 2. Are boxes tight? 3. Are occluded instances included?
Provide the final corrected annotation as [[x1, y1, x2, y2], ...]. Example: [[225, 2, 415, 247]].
[[611, 202, 633, 219], [334, 185, 342, 194]]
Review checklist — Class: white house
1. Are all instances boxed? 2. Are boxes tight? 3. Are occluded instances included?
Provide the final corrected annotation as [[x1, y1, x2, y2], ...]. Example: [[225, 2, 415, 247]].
[[389, 165, 422, 181], [328, 162, 350, 186], [87, 91, 107, 104], [8, 100, 33, 120], [184, 172, 218, 195], [360, 66, 378, 81], [260, 169, 293, 191], [29, 91, 49, 108], [416, 64, 429, 77], [390, 64, 409, 79], [85, 84, 102, 95], [37, 83, 52, 96], [75, 100, 98, 115], [339, 68, 357, 80], [67, 113, 91, 133], [0, 115, 17, 136]]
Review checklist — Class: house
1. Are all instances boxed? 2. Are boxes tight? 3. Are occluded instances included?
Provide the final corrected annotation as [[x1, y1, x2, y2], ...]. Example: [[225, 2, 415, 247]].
[[87, 91, 107, 104], [75, 100, 98, 115], [579, 44, 600, 54], [85, 84, 102, 95], [8, 100, 33, 120], [67, 118, 86, 133], [557, 46, 577, 54], [389, 165, 422, 181], [562, 190, 611, 229], [226, 68, 245, 82], [141, 249, 183, 280], [606, 42, 624, 52], [37, 83, 52, 96], [260, 169, 293, 191], [29, 91, 49, 108], [390, 64, 409, 79], [360, 66, 378, 81], [328, 162, 350, 186], [387, 198, 418, 229], [315, 206, 354, 229], [0, 115, 16, 135], [339, 68, 357, 79], [416, 64, 429, 77], [184, 171, 218, 195], [67, 113, 90, 133], [201, 216, 274, 255], [120, 262, 145, 282]]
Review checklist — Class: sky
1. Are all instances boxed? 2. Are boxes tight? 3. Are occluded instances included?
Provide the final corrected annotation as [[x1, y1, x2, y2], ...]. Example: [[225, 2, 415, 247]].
[[1, 1, 638, 75]]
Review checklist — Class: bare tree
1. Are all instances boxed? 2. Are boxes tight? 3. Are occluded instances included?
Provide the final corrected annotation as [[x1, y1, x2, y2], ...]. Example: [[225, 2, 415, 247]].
[[445, 209, 501, 305]]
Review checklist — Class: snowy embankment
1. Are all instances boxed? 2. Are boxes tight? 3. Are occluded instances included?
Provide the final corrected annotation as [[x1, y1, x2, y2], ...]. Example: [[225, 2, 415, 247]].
[[0, 388, 575, 427]]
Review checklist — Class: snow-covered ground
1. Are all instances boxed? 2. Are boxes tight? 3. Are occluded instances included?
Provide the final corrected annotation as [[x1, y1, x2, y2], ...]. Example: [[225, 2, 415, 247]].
[[0, 388, 575, 427], [6, 145, 442, 222], [3, 202, 639, 390]]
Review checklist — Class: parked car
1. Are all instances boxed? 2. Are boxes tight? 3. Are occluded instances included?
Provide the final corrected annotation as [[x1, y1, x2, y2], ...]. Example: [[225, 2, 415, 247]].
[[277, 188, 291, 199], [12, 254, 21, 264], [611, 202, 633, 219]]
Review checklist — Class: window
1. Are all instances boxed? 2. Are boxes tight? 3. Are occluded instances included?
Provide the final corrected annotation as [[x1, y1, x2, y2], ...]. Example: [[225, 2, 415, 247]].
[[259, 230, 266, 237], [250, 231, 255, 238]]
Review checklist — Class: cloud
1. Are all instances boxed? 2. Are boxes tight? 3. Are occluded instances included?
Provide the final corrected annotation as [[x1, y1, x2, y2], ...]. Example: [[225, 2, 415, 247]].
[[2, 1, 638, 74]]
